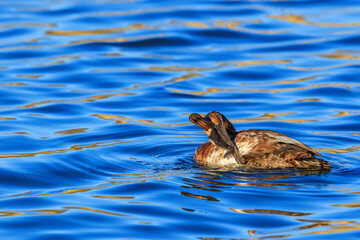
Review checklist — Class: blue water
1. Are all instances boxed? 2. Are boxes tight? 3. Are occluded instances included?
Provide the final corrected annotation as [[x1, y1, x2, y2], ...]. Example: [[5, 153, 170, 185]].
[[0, 0, 360, 239]]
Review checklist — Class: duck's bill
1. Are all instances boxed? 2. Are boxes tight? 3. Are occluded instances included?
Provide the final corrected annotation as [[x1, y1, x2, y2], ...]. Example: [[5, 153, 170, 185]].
[[189, 113, 212, 134]]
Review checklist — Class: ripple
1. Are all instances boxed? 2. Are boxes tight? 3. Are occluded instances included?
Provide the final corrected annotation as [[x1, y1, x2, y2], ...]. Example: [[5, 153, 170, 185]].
[[0, 1, 359, 239]]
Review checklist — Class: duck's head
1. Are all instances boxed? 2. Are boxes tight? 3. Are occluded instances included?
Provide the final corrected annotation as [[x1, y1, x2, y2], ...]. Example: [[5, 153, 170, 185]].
[[189, 111, 244, 164]]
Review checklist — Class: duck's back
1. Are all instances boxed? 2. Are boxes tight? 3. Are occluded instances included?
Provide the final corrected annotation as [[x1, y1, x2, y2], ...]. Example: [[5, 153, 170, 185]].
[[236, 129, 329, 169]]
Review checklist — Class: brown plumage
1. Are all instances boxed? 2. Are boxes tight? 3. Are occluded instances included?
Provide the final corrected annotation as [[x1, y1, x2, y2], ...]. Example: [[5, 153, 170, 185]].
[[190, 111, 330, 169]]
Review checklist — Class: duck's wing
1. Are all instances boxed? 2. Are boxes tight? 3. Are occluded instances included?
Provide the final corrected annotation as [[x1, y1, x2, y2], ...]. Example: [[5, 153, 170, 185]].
[[262, 130, 322, 157]]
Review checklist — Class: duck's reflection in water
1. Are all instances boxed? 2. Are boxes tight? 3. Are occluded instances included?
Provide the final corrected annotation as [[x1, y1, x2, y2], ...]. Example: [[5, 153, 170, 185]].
[[181, 168, 331, 198]]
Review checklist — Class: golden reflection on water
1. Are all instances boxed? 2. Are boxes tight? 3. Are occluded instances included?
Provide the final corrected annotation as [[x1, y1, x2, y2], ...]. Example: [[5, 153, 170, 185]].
[[0, 206, 132, 218], [0, 82, 66, 89], [288, 62, 360, 71], [170, 82, 358, 96], [35, 60, 66, 67], [92, 113, 189, 127], [0, 117, 17, 121], [46, 23, 145, 36], [233, 112, 316, 124], [0, 131, 29, 136], [270, 74, 327, 85], [16, 74, 44, 79], [4, 171, 192, 203], [318, 50, 360, 60], [70, 33, 165, 45], [296, 98, 321, 102], [181, 191, 219, 202], [271, 14, 360, 27], [220, 59, 291, 68], [231, 208, 312, 217], [317, 146, 360, 154], [331, 110, 360, 117], [333, 202, 360, 208], [247, 218, 360, 237], [172, 19, 285, 35], [0, 82, 26, 86], [123, 65, 214, 72], [121, 60, 290, 73], [104, 53, 123, 57], [64, 206, 132, 217], [178, 21, 209, 29], [0, 139, 131, 159], [0, 33, 165, 52], [55, 128, 88, 135], [19, 92, 134, 109], [27, 37, 49, 43]]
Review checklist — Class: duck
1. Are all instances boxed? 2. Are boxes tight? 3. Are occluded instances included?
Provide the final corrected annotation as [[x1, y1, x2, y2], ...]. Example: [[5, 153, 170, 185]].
[[189, 111, 330, 169]]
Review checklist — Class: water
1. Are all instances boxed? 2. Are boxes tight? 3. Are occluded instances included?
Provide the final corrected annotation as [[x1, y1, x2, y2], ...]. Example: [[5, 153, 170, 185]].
[[0, 0, 360, 239]]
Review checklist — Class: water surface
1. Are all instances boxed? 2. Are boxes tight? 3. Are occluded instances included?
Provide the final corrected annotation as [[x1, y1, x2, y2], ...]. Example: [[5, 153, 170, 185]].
[[0, 0, 360, 239]]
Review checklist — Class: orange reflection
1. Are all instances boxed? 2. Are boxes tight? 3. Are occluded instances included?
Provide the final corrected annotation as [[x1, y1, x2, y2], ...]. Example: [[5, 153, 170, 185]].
[[19, 92, 134, 109], [124, 66, 214, 72], [238, 74, 327, 87], [0, 117, 16, 120], [288, 62, 360, 71], [0, 206, 132, 218], [296, 98, 321, 102], [333, 202, 360, 208], [63, 206, 132, 217], [318, 50, 360, 60], [16, 75, 44, 79], [0, 82, 26, 86], [55, 128, 88, 135], [0, 139, 131, 158], [0, 131, 29, 135], [249, 218, 360, 237], [5, 171, 192, 202], [331, 110, 360, 117], [46, 23, 145, 36], [0, 211, 22, 217], [232, 112, 316, 124], [181, 191, 219, 202], [219, 59, 291, 68], [170, 82, 357, 95], [180, 21, 209, 29], [271, 14, 360, 27], [317, 146, 360, 154], [92, 113, 189, 127], [214, 19, 286, 35], [35, 60, 66, 67], [275, 74, 327, 85], [103, 53, 122, 57], [296, 219, 360, 235], [231, 208, 312, 216], [70, 33, 165, 45], [122, 60, 290, 73]]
